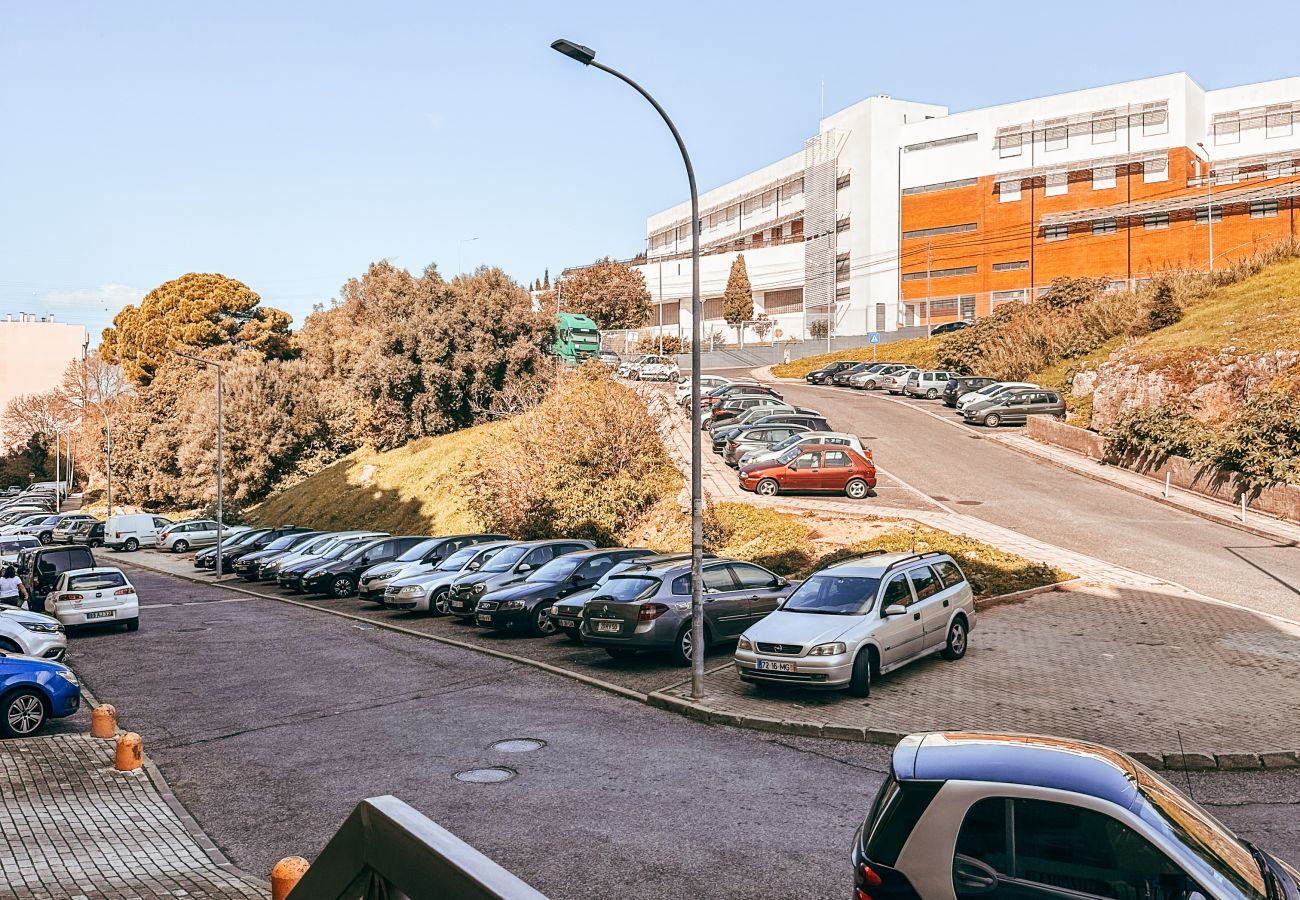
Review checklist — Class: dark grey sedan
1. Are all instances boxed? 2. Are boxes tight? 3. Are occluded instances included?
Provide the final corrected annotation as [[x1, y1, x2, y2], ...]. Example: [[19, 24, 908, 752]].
[[962, 389, 1065, 427]]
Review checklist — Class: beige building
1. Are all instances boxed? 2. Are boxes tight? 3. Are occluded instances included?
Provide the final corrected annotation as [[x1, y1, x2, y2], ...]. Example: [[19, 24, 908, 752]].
[[0, 314, 89, 448]]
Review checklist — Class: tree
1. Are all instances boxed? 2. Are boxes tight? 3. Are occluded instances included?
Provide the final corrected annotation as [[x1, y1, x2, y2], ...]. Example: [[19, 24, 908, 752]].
[[722, 254, 753, 341], [100, 272, 294, 386], [543, 269, 550, 290], [751, 313, 773, 343], [558, 258, 650, 329], [1147, 282, 1183, 331]]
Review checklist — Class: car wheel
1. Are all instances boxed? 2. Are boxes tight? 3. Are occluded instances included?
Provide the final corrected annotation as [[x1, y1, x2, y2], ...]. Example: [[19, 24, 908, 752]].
[[847, 649, 873, 697], [123, 538, 139, 552], [604, 647, 637, 659], [530, 604, 557, 637], [431, 591, 451, 616], [0, 638, 21, 653], [926, 388, 938, 399], [756, 478, 779, 497], [983, 413, 1001, 428], [941, 618, 968, 661], [125, 618, 140, 633], [564, 631, 584, 644], [91, 540, 102, 548], [39, 532, 53, 545], [2, 689, 48, 738], [330, 576, 355, 598], [670, 624, 707, 667], [172, 540, 189, 553], [845, 478, 870, 500]]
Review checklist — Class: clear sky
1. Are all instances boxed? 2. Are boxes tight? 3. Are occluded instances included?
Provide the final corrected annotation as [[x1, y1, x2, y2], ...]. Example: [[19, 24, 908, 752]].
[[2, 0, 1297, 342]]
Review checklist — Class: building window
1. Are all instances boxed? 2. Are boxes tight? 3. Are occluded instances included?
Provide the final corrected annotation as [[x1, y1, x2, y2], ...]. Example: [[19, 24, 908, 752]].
[[836, 252, 850, 280], [835, 285, 850, 302], [1144, 213, 1170, 230], [875, 303, 886, 331], [836, 172, 851, 190], [1141, 102, 1168, 136], [1093, 166, 1116, 190], [901, 266, 977, 281], [1045, 172, 1068, 196], [902, 222, 978, 240], [701, 298, 724, 320], [1092, 111, 1118, 144], [999, 181, 1021, 203], [1044, 225, 1069, 242], [992, 260, 1029, 272], [1214, 115, 1241, 145], [904, 132, 978, 153], [1092, 218, 1118, 235], [991, 289, 1026, 304], [655, 301, 681, 325], [1143, 156, 1169, 183], [1250, 200, 1279, 219], [903, 177, 979, 196], [998, 133, 1023, 158], [1194, 206, 1222, 225], [960, 295, 976, 321], [836, 217, 851, 234], [1266, 106, 1294, 139], [791, 219, 804, 238], [1043, 119, 1067, 151], [763, 288, 803, 315]]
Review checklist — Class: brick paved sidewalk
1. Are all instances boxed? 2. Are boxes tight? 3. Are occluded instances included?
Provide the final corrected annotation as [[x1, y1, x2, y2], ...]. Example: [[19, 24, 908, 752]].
[[1, 733, 266, 899]]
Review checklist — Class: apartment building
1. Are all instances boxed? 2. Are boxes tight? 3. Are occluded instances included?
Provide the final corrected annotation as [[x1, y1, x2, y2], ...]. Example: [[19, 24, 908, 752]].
[[0, 314, 89, 449], [624, 72, 1300, 339]]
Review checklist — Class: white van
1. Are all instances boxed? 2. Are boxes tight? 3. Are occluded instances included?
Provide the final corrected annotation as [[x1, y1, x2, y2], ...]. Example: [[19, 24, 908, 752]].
[[105, 514, 174, 552]]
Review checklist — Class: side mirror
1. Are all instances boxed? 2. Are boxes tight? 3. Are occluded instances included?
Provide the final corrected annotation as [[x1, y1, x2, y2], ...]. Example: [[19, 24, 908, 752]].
[[467, 561, 481, 571], [884, 604, 908, 617], [517, 563, 532, 573]]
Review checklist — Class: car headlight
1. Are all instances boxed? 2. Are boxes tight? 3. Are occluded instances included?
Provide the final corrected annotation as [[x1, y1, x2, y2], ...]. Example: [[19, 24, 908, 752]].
[[737, 636, 754, 651], [498, 600, 525, 610], [473, 583, 486, 594], [808, 642, 847, 656], [55, 669, 79, 686], [397, 585, 421, 595], [21, 622, 61, 634]]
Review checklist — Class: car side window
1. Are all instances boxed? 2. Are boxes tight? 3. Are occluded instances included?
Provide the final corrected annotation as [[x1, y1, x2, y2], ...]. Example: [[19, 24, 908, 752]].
[[728, 563, 779, 589], [577, 555, 616, 580], [523, 546, 556, 567], [702, 566, 737, 594], [790, 451, 820, 470], [933, 560, 967, 589], [1007, 395, 1029, 406], [908, 566, 941, 600], [153, 518, 170, 528], [823, 451, 852, 469], [881, 575, 913, 609]]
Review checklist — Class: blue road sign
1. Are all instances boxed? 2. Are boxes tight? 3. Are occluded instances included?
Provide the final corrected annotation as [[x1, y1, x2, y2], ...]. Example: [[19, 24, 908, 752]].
[[868, 332, 881, 344]]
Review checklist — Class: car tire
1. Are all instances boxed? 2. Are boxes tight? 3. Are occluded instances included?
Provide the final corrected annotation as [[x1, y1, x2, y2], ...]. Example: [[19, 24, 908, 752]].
[[1, 689, 48, 738], [329, 576, 355, 598], [123, 538, 139, 552], [756, 478, 779, 497], [564, 631, 584, 644], [431, 591, 451, 616], [604, 647, 637, 659], [125, 618, 140, 633], [39, 532, 53, 545], [172, 540, 189, 553], [847, 649, 873, 697], [670, 624, 708, 667], [845, 478, 870, 500], [941, 618, 968, 661], [530, 604, 557, 637], [926, 388, 938, 399], [983, 413, 1001, 428]]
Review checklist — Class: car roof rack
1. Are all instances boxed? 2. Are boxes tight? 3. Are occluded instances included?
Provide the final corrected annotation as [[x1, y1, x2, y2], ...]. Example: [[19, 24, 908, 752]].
[[816, 549, 948, 573], [881, 551, 948, 574], [813, 549, 888, 571]]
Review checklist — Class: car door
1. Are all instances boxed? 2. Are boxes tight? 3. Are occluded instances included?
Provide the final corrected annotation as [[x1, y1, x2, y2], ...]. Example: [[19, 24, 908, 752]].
[[726, 562, 787, 624], [149, 517, 171, 546], [193, 520, 218, 547], [700, 564, 749, 638], [783, 449, 822, 491], [875, 574, 923, 669], [820, 449, 854, 493], [999, 394, 1031, 423], [907, 564, 950, 650]]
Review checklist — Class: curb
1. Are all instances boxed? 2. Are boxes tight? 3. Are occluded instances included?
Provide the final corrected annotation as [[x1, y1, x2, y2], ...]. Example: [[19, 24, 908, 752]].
[[117, 558, 1298, 772]]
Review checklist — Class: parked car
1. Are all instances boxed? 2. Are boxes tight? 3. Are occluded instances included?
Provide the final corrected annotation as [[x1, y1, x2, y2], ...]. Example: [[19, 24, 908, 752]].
[[902, 370, 961, 400], [929, 319, 969, 335], [942, 375, 996, 407], [707, 396, 791, 430], [831, 362, 877, 386], [25, 513, 96, 545], [852, 732, 1300, 900], [382, 541, 517, 614], [955, 380, 1039, 413], [231, 531, 323, 580], [581, 557, 793, 665], [963, 389, 1065, 427], [51, 516, 101, 545], [446, 539, 595, 621], [735, 550, 974, 695], [701, 383, 782, 409], [616, 354, 650, 378], [709, 405, 800, 448], [357, 533, 509, 601], [747, 412, 832, 433], [634, 355, 679, 382], [0, 536, 41, 565], [7, 514, 78, 544], [258, 531, 379, 581], [852, 363, 918, 390], [0, 509, 51, 527], [675, 375, 731, 405], [195, 526, 267, 569], [277, 533, 389, 592], [738, 444, 877, 499], [214, 526, 313, 574], [737, 431, 869, 468], [46, 567, 140, 632], [300, 535, 429, 598], [0, 514, 51, 537], [475, 548, 654, 636], [0, 607, 66, 660], [721, 424, 812, 467], [882, 369, 919, 394], [104, 513, 174, 552], [806, 361, 861, 385], [16, 545, 97, 614], [66, 521, 104, 549], [596, 350, 621, 368], [157, 519, 247, 553], [0, 650, 81, 737], [549, 553, 713, 642]]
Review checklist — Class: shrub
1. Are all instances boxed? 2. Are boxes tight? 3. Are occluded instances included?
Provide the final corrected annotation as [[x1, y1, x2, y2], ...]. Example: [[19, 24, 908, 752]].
[[1103, 403, 1216, 461], [808, 319, 829, 340], [632, 334, 690, 354], [1211, 390, 1300, 485], [703, 503, 813, 575], [1146, 282, 1183, 331]]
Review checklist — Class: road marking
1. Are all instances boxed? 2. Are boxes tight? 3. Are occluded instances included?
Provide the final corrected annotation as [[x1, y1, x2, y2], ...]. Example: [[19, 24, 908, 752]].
[[139, 597, 253, 609]]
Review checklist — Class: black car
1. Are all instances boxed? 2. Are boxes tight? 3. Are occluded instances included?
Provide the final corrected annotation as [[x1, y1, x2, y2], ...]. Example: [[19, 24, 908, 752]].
[[474, 548, 654, 636], [214, 526, 311, 574], [831, 362, 875, 386], [702, 383, 782, 408], [231, 531, 323, 580], [447, 539, 595, 620], [805, 361, 860, 384], [67, 521, 105, 548], [15, 545, 96, 614], [277, 534, 387, 592], [931, 320, 969, 335], [300, 535, 429, 598], [752, 413, 832, 432], [943, 376, 997, 407], [195, 528, 267, 569]]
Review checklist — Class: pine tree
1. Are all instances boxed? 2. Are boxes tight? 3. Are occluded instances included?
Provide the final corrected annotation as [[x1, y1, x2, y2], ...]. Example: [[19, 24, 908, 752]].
[[722, 254, 753, 342], [1147, 282, 1182, 331], [543, 269, 551, 290]]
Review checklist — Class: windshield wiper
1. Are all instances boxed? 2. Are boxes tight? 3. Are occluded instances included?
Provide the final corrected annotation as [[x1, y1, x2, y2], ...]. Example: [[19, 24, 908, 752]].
[[1243, 840, 1280, 900], [782, 607, 849, 615]]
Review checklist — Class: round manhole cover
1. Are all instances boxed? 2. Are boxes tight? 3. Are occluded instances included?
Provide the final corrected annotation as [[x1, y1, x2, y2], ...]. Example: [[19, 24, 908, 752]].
[[454, 767, 516, 784], [491, 738, 546, 753]]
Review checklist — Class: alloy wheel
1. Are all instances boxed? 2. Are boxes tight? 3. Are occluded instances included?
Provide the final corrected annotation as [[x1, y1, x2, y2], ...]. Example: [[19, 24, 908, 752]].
[[756, 479, 779, 497], [6, 694, 44, 736]]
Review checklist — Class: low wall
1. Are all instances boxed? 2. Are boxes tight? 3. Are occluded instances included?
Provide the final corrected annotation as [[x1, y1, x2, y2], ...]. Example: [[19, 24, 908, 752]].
[[1025, 418, 1300, 522], [673, 326, 932, 371]]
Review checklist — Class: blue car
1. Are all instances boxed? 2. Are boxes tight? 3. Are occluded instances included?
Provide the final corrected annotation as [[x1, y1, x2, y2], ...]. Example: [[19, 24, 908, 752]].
[[0, 650, 81, 738]]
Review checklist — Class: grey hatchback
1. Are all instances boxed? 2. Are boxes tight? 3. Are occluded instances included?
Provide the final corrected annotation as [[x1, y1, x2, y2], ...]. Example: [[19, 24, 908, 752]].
[[961, 389, 1065, 427], [580, 557, 794, 665]]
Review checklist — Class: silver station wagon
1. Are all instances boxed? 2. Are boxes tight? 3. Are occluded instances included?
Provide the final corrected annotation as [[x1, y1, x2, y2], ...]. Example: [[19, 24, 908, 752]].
[[735, 551, 975, 695]]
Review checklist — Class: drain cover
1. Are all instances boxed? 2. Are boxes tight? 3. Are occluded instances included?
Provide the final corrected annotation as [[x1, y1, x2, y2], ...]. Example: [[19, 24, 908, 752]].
[[454, 767, 516, 784], [491, 738, 546, 753]]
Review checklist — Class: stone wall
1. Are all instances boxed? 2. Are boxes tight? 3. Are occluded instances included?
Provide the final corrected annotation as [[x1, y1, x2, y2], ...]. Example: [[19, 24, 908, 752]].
[[1024, 416, 1106, 459]]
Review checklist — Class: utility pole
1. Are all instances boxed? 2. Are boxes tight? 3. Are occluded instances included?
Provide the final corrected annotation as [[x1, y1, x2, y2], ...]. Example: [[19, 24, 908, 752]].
[[173, 351, 224, 578], [1196, 142, 1215, 273], [926, 239, 933, 339]]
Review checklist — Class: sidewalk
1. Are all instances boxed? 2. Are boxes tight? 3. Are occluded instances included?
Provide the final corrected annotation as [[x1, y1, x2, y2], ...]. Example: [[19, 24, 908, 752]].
[[1, 732, 266, 899]]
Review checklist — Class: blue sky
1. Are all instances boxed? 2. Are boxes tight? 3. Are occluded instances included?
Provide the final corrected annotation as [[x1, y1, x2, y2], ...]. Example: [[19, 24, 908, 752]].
[[2, 0, 1296, 342]]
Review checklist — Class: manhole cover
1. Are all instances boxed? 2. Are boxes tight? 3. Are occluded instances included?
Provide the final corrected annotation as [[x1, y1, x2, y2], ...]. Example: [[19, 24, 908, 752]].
[[955, 500, 984, 506], [454, 767, 516, 784], [491, 738, 546, 753]]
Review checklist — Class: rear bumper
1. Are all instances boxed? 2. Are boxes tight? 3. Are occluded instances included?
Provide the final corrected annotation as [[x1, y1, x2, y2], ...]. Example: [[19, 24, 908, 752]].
[[54, 599, 139, 628]]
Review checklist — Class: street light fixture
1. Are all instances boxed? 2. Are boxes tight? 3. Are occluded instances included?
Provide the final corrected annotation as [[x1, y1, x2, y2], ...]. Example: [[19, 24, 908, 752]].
[[551, 38, 708, 700], [172, 350, 225, 578]]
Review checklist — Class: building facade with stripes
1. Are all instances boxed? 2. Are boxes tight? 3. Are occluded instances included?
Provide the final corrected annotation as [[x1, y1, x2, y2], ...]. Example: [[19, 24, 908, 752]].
[[629, 72, 1300, 340]]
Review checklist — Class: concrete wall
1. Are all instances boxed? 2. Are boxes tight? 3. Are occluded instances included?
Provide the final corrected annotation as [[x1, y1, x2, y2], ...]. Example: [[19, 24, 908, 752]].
[[1024, 416, 1107, 459]]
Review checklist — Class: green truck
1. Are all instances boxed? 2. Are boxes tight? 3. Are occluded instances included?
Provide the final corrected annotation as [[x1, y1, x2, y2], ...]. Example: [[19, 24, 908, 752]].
[[552, 312, 601, 366]]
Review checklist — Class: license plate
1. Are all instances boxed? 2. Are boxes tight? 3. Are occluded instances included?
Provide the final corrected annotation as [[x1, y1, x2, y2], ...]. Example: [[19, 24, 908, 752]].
[[451, 600, 465, 610], [555, 618, 575, 629], [594, 621, 621, 634], [756, 659, 795, 672], [476, 614, 493, 624], [85, 610, 115, 620]]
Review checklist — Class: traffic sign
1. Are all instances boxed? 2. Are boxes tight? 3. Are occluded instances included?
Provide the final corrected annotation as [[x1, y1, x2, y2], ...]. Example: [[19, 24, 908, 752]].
[[868, 332, 881, 344]]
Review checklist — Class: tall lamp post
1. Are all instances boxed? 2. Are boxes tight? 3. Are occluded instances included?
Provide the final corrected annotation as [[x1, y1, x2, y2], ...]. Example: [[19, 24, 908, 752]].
[[551, 38, 707, 699], [173, 351, 224, 578], [1194, 142, 1215, 273]]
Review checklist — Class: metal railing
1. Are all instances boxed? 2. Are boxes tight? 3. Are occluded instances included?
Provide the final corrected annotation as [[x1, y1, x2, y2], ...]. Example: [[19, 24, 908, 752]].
[[287, 796, 548, 900]]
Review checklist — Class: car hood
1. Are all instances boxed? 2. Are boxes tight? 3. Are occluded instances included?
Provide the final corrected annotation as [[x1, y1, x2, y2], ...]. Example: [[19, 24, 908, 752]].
[[739, 458, 786, 476], [743, 609, 861, 646], [389, 569, 463, 590], [487, 580, 563, 603], [281, 557, 330, 575], [362, 561, 404, 580], [306, 559, 351, 575], [0, 608, 59, 627], [237, 548, 280, 564], [553, 586, 600, 612], [453, 571, 523, 591]]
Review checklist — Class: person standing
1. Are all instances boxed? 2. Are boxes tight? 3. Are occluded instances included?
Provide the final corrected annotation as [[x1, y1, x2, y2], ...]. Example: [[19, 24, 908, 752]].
[[0, 565, 27, 609]]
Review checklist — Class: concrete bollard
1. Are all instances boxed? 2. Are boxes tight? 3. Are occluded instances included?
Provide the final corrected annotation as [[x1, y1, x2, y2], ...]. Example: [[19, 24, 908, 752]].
[[90, 704, 117, 739], [114, 732, 143, 772], [271, 857, 310, 900]]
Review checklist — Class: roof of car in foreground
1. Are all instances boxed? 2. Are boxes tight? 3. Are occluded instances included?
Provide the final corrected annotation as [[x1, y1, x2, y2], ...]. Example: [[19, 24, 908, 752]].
[[816, 551, 942, 575], [893, 732, 1141, 811]]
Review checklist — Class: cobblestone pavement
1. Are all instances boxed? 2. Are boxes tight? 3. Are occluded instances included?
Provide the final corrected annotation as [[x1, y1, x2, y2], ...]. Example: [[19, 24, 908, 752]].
[[1, 733, 265, 899], [664, 583, 1300, 761]]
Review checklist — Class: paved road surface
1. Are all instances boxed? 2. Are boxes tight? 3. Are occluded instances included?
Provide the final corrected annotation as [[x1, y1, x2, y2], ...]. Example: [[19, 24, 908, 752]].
[[778, 382, 1300, 620], [51, 569, 1300, 898]]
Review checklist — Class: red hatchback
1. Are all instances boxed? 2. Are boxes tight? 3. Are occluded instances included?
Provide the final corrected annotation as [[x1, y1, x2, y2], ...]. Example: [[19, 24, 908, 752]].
[[738, 444, 877, 499]]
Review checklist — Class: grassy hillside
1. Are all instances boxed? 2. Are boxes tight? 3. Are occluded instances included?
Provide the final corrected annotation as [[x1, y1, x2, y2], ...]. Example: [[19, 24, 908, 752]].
[[771, 336, 940, 378]]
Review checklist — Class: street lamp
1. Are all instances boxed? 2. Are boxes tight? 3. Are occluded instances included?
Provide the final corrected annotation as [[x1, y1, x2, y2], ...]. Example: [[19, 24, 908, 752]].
[[551, 38, 707, 699], [1194, 142, 1215, 273], [173, 351, 224, 577]]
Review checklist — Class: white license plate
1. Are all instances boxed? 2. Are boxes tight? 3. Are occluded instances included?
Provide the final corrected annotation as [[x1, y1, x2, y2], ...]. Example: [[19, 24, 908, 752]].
[[451, 600, 465, 609], [555, 619, 575, 629], [594, 621, 621, 634], [85, 610, 115, 620], [476, 614, 492, 624], [756, 659, 795, 672]]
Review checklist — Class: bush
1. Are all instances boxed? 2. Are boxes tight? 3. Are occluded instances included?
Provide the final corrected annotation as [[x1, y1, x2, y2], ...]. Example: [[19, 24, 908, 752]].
[[1210, 390, 1300, 484], [1103, 403, 1214, 461], [632, 334, 690, 354], [808, 319, 829, 340], [703, 503, 813, 575], [1146, 282, 1183, 332]]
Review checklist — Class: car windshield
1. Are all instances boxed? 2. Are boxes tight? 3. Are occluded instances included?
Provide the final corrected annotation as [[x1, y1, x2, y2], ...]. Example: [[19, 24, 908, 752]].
[[526, 555, 585, 583], [264, 534, 304, 551], [481, 545, 530, 572], [781, 573, 882, 615], [776, 446, 802, 465], [322, 539, 366, 560], [227, 530, 267, 547], [768, 434, 807, 453], [67, 572, 129, 591], [297, 535, 337, 555], [437, 545, 483, 571], [340, 541, 380, 562], [398, 539, 441, 562], [598, 576, 660, 602]]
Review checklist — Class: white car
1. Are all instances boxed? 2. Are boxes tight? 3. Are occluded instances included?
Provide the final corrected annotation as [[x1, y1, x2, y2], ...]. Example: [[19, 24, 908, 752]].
[[47, 567, 140, 632], [737, 431, 869, 468], [0, 536, 41, 565], [955, 381, 1039, 412], [157, 519, 247, 553], [634, 355, 679, 382], [105, 514, 174, 551], [0, 606, 67, 660], [382, 541, 515, 613], [881, 370, 915, 395], [674, 375, 731, 404]]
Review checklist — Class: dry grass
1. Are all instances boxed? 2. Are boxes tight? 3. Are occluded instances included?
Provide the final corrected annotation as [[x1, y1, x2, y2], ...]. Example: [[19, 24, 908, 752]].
[[771, 337, 940, 378]]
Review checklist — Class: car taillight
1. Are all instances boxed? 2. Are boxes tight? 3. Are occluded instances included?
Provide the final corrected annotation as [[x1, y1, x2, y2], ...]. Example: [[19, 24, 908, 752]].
[[159, 531, 170, 539], [859, 865, 882, 888], [114, 588, 134, 596], [638, 603, 668, 622], [63, 593, 84, 601]]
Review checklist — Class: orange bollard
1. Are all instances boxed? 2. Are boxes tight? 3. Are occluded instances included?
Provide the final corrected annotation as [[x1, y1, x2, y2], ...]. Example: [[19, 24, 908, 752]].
[[90, 704, 117, 738], [114, 732, 143, 772], [271, 856, 310, 900]]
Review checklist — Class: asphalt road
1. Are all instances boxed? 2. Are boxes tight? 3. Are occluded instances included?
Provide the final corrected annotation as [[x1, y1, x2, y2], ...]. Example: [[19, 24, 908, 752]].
[[45, 569, 1300, 897], [777, 381, 1300, 620]]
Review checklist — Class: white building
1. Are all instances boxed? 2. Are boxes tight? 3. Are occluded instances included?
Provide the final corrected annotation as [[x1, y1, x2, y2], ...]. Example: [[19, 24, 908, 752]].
[[0, 314, 89, 449]]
